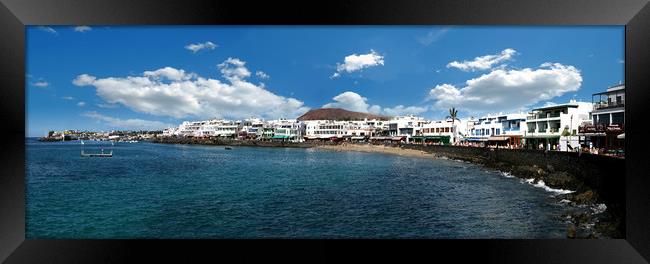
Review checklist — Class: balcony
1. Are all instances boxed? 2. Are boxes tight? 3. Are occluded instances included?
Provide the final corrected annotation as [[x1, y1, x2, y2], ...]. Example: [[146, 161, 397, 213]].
[[594, 101, 625, 111], [527, 113, 561, 120]]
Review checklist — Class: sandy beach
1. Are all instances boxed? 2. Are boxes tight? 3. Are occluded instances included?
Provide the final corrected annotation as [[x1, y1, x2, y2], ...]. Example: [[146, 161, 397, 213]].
[[316, 143, 435, 159]]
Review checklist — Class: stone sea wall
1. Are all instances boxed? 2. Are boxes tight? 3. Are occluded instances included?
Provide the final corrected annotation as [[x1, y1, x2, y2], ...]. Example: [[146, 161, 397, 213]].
[[401, 144, 625, 237]]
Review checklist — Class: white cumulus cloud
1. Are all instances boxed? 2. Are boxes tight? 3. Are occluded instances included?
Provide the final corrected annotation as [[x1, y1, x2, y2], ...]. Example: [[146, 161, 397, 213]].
[[332, 50, 385, 78], [84, 111, 174, 131], [323, 91, 426, 116], [185, 41, 217, 53], [33, 81, 49, 87], [417, 28, 450, 46], [77, 101, 86, 107], [428, 62, 582, 114], [72, 58, 310, 120], [447, 48, 517, 72], [256, 71, 270, 79], [323, 91, 377, 113], [72, 74, 96, 86], [74, 26, 92, 32], [38, 26, 57, 35]]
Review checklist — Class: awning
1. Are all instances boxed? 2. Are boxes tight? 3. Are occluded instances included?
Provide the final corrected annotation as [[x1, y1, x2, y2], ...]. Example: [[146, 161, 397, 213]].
[[488, 136, 510, 141], [578, 132, 606, 137], [272, 135, 290, 139], [464, 137, 488, 142], [391, 136, 405, 141], [617, 133, 625, 139], [351, 136, 366, 140]]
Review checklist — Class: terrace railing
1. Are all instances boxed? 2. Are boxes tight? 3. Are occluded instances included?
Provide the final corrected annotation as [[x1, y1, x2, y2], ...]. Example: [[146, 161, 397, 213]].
[[594, 101, 625, 110]]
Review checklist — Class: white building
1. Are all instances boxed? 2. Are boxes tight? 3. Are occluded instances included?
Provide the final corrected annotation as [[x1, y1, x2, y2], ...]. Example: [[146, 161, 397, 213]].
[[590, 83, 625, 126], [237, 117, 265, 139], [177, 120, 205, 137], [524, 100, 592, 150], [463, 113, 526, 147], [387, 115, 426, 142], [201, 119, 239, 137], [416, 118, 467, 144], [578, 83, 625, 152], [266, 118, 304, 141], [304, 120, 350, 139]]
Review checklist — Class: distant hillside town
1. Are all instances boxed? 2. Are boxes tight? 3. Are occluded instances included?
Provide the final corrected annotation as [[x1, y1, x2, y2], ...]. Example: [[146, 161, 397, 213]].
[[41, 130, 162, 143], [42, 83, 625, 156]]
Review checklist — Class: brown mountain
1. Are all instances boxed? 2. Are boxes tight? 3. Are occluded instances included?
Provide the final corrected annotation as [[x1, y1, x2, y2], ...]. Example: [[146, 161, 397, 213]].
[[297, 108, 390, 121]]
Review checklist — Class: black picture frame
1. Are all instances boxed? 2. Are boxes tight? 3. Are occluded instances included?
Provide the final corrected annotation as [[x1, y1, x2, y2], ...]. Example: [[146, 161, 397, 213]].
[[1, 0, 649, 262]]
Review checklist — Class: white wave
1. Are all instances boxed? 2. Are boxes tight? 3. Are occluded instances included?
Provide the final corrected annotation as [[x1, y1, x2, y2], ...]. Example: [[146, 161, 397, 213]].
[[501, 172, 514, 178], [592, 203, 607, 214], [531, 180, 575, 195], [559, 199, 572, 204]]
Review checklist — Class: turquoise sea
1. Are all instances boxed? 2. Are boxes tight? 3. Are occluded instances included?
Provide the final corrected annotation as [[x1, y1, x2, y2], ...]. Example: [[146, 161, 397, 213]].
[[26, 138, 571, 238]]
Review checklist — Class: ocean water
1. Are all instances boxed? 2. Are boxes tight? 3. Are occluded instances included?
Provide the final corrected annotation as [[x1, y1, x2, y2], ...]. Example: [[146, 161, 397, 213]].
[[26, 138, 572, 238]]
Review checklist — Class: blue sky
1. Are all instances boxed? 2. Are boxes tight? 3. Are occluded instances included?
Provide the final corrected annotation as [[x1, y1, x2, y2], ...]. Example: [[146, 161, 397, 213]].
[[26, 26, 624, 137]]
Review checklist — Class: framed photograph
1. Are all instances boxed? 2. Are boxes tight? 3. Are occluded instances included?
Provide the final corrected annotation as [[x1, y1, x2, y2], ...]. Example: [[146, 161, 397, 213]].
[[1, 0, 649, 262]]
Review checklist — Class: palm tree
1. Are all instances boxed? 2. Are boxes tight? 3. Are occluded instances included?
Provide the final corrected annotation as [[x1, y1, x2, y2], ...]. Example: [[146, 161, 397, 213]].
[[446, 107, 459, 143]]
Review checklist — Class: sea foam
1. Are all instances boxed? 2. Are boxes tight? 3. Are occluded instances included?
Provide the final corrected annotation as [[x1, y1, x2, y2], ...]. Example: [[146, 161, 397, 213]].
[[531, 180, 575, 195], [519, 178, 575, 195]]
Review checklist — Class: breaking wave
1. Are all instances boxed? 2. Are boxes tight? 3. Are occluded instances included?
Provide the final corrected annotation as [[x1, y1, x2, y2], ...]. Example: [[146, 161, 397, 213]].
[[519, 178, 575, 195]]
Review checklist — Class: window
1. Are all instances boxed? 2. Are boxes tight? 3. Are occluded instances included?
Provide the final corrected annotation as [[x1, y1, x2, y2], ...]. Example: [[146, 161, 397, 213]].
[[598, 114, 610, 125], [612, 112, 624, 124]]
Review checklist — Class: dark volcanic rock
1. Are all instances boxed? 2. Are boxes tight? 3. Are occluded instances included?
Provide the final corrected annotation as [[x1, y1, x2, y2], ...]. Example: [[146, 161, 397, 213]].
[[297, 108, 390, 121], [542, 171, 580, 190], [572, 190, 599, 204]]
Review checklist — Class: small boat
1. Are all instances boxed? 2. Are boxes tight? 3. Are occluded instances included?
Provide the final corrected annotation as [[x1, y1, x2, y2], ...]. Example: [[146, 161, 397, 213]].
[[225, 147, 232, 150]]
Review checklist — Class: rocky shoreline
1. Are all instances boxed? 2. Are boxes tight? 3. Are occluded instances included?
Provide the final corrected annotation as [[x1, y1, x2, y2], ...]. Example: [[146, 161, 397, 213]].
[[150, 138, 623, 238]]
